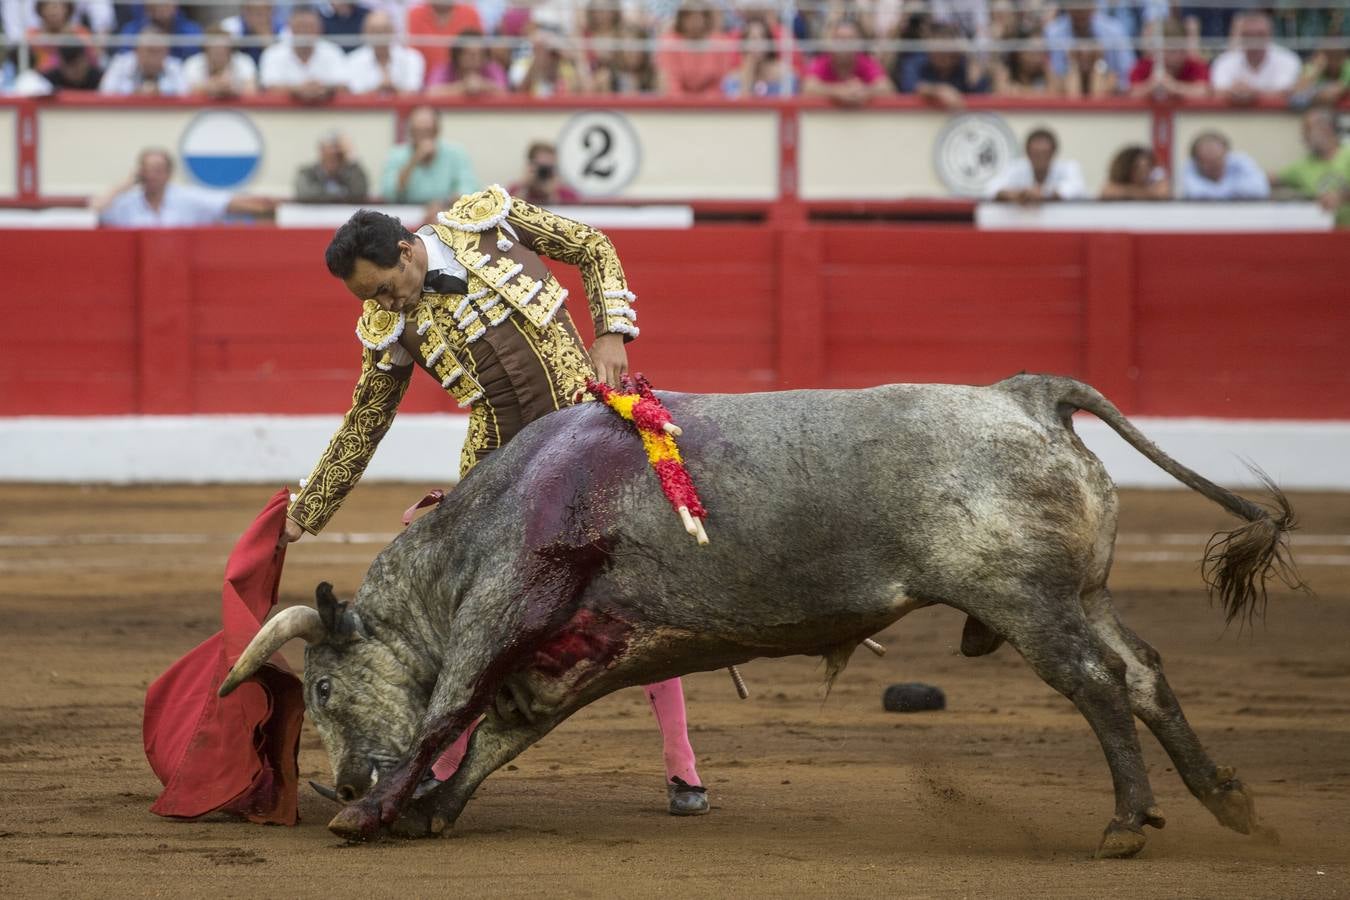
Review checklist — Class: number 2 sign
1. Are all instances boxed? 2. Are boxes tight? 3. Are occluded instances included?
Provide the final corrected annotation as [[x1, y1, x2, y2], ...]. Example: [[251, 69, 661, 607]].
[[556, 111, 641, 198]]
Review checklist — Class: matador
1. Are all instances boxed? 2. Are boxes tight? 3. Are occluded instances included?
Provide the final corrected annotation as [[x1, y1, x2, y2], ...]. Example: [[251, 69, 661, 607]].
[[279, 186, 709, 816]]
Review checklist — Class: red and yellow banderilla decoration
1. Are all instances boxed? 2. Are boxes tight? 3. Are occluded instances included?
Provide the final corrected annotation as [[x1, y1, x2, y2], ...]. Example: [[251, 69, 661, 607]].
[[585, 375, 709, 546]]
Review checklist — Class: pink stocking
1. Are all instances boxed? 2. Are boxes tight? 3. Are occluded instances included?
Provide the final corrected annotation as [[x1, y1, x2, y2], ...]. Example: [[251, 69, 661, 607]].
[[644, 677, 701, 786], [430, 719, 481, 781]]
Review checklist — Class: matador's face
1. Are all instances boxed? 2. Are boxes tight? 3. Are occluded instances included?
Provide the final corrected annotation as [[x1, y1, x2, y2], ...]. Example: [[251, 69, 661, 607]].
[[345, 241, 426, 315]]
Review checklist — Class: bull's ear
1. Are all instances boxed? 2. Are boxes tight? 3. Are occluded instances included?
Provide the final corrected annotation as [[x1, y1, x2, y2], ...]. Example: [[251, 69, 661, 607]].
[[315, 582, 367, 642]]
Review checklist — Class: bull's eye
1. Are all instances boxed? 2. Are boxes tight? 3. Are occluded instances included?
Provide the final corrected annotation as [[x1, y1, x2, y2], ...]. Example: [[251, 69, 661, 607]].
[[316, 677, 332, 707]]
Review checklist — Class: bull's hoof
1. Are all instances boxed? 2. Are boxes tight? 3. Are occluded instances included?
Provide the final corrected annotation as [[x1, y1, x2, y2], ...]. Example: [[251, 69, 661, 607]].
[[1095, 822, 1147, 859], [328, 801, 384, 841], [388, 796, 451, 839], [667, 777, 709, 817], [1203, 770, 1277, 842], [388, 809, 449, 839]]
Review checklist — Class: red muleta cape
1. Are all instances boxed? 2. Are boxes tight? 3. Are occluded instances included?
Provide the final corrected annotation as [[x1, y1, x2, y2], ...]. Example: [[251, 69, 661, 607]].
[[142, 487, 306, 825]]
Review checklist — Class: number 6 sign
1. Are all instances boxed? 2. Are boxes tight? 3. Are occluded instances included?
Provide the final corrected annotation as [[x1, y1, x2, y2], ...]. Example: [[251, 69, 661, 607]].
[[556, 111, 641, 198]]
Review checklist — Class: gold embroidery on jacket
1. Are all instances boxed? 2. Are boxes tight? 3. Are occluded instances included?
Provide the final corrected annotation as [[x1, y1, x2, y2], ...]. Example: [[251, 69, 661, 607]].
[[510, 315, 595, 411], [502, 196, 637, 339], [288, 350, 412, 534]]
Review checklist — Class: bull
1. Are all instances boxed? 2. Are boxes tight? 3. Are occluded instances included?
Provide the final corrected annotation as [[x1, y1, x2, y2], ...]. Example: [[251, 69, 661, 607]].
[[219, 374, 1301, 858]]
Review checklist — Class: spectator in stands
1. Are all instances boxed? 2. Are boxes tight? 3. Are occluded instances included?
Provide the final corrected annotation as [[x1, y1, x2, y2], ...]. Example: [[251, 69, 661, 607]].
[[1273, 3, 1346, 45], [94, 147, 275, 227], [426, 30, 507, 95], [100, 27, 186, 95], [321, 2, 367, 50], [258, 5, 347, 102], [988, 127, 1088, 203], [1129, 17, 1209, 100], [507, 140, 580, 205], [346, 10, 424, 94], [928, 0, 991, 42], [1274, 107, 1350, 226], [723, 17, 793, 97], [1, 0, 113, 41], [295, 131, 369, 203], [220, 1, 275, 65], [117, 2, 201, 60], [656, 0, 737, 97], [884, 9, 930, 93], [42, 38, 102, 89], [26, 1, 92, 72], [380, 105, 478, 204], [904, 21, 989, 109], [804, 20, 894, 106], [1210, 11, 1301, 104], [1100, 145, 1170, 200], [1044, 4, 1135, 93], [1098, 0, 1169, 39], [1291, 44, 1349, 108], [592, 23, 662, 95], [184, 26, 257, 98], [1061, 41, 1123, 98], [991, 28, 1053, 96], [406, 0, 483, 77], [581, 0, 622, 71], [1178, 4, 1236, 41], [510, 21, 592, 96], [1180, 131, 1270, 200]]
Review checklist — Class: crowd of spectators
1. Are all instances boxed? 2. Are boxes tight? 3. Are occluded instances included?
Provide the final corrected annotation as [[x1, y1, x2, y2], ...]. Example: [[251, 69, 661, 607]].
[[983, 106, 1348, 222], [1, 1, 1345, 104]]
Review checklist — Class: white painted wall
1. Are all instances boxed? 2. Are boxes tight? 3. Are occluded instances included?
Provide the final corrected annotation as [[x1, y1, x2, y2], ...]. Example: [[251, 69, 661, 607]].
[[34, 106, 778, 201], [1, 415, 1346, 490], [800, 110, 1152, 199]]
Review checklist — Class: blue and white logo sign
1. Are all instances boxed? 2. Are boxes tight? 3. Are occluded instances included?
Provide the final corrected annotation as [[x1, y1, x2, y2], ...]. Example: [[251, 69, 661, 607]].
[[179, 110, 263, 189]]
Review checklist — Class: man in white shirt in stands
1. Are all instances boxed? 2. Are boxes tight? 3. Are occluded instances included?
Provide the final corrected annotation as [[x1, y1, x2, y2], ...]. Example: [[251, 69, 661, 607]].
[[345, 9, 425, 94], [1179, 131, 1271, 201], [1210, 11, 1301, 103], [94, 148, 275, 227], [183, 25, 258, 98], [258, 3, 347, 102], [99, 26, 187, 96], [987, 127, 1088, 204]]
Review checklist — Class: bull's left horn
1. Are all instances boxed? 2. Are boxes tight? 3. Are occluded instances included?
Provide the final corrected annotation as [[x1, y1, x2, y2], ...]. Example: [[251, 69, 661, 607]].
[[218, 606, 326, 697]]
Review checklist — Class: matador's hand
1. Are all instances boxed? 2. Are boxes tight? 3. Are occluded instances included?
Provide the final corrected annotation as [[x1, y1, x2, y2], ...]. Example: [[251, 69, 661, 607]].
[[278, 516, 304, 549], [590, 334, 629, 388]]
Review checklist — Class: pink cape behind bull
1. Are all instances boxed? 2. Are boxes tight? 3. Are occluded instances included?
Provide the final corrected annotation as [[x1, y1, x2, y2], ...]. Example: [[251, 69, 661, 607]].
[[142, 487, 306, 825]]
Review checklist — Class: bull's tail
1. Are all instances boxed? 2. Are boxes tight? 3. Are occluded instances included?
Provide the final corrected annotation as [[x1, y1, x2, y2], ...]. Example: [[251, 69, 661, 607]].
[[1049, 376, 1307, 625]]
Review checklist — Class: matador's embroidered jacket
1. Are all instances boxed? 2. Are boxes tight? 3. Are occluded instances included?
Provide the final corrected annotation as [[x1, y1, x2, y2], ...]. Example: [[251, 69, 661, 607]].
[[287, 185, 638, 534]]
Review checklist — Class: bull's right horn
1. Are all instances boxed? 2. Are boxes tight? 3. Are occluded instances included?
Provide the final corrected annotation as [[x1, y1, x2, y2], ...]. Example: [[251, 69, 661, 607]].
[[218, 606, 326, 698]]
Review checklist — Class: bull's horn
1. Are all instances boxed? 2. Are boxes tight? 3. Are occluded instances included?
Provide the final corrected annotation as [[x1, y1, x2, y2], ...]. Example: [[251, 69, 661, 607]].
[[218, 606, 325, 697], [310, 781, 340, 803]]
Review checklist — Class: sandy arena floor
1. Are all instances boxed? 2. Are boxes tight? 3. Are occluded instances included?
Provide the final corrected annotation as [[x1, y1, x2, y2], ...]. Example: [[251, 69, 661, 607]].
[[1, 484, 1347, 898]]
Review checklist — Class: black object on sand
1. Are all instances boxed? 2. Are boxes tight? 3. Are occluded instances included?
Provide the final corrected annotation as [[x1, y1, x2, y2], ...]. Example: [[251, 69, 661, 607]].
[[882, 682, 946, 713]]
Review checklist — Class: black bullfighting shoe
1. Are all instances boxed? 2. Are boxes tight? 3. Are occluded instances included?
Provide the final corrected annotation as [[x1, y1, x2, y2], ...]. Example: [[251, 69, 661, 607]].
[[667, 776, 709, 816]]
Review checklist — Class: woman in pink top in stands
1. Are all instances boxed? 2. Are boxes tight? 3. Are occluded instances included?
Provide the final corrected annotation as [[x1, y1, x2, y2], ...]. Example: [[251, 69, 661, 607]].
[[425, 29, 508, 96], [655, 0, 737, 97], [803, 20, 895, 106]]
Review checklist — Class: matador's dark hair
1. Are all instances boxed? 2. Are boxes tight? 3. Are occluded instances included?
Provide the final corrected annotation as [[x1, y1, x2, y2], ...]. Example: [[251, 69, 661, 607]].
[[325, 210, 415, 279]]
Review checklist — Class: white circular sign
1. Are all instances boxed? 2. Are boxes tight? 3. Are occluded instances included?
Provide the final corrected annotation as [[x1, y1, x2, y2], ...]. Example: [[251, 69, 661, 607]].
[[933, 113, 1019, 198], [179, 110, 264, 189], [556, 111, 641, 198]]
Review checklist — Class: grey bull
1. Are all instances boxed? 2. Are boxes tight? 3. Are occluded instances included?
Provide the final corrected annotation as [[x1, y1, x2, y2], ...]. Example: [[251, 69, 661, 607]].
[[220, 374, 1302, 857]]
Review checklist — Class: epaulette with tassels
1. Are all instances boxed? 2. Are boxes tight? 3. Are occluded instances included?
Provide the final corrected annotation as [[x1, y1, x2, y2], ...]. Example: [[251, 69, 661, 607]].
[[585, 374, 709, 546]]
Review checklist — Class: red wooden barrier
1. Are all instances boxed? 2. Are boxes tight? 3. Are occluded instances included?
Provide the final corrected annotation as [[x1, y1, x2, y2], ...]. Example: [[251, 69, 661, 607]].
[[4, 226, 1347, 419]]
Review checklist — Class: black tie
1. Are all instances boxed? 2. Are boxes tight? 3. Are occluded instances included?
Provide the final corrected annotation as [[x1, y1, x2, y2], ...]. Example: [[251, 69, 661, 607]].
[[425, 269, 468, 296]]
